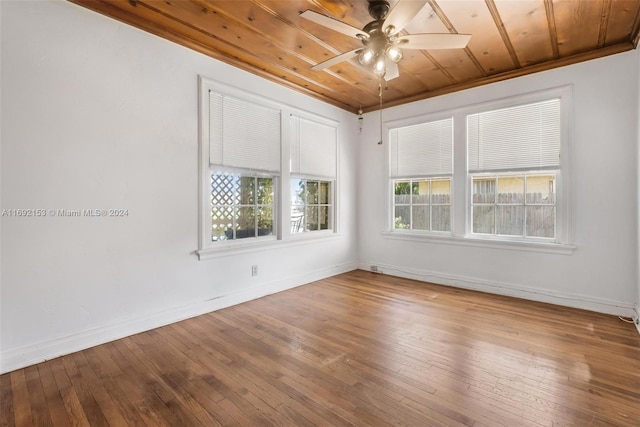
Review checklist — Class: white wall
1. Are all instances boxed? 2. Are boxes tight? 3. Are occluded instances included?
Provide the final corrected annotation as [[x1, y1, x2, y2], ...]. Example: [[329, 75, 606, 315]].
[[359, 50, 639, 317], [0, 0, 358, 373]]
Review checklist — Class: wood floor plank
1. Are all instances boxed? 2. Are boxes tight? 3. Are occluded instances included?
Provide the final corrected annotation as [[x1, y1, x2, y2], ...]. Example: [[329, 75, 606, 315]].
[[2, 270, 639, 426], [9, 370, 34, 427], [0, 370, 16, 427], [36, 363, 72, 426], [23, 365, 53, 426]]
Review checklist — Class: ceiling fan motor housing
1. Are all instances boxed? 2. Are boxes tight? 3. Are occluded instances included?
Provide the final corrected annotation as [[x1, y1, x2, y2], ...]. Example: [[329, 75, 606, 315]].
[[367, 0, 390, 21]]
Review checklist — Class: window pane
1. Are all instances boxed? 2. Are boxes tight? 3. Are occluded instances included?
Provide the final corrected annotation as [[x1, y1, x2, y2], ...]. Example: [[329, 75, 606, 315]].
[[432, 206, 450, 232], [236, 207, 255, 239], [497, 176, 524, 204], [291, 179, 305, 205], [257, 178, 273, 205], [238, 176, 255, 205], [412, 205, 429, 230], [431, 179, 450, 204], [211, 206, 233, 241], [319, 206, 330, 230], [412, 181, 429, 204], [306, 206, 319, 231], [306, 181, 319, 204], [319, 181, 330, 205], [394, 205, 410, 229], [526, 206, 555, 238], [473, 205, 494, 234], [394, 181, 411, 204], [257, 206, 273, 236], [472, 178, 495, 203], [526, 175, 555, 204], [496, 205, 524, 236]]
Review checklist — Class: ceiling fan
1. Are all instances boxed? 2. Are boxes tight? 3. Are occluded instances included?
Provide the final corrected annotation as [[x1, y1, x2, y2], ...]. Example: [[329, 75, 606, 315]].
[[300, 0, 471, 81]]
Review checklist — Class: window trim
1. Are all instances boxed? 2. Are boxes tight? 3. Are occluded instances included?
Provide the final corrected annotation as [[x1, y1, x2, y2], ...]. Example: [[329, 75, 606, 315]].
[[384, 85, 573, 250], [197, 76, 340, 259]]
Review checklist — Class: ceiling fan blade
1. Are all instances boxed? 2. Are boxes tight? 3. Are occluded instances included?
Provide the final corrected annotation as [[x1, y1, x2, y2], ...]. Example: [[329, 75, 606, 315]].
[[384, 62, 400, 81], [382, 0, 428, 35], [300, 10, 367, 40], [400, 33, 471, 50], [311, 49, 361, 70]]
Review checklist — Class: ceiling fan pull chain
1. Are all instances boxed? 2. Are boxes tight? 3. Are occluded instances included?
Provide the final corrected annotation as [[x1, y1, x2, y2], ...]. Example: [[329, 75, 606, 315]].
[[378, 78, 384, 145]]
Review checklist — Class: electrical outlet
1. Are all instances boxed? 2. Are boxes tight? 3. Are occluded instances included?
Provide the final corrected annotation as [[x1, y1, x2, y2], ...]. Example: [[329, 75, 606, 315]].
[[251, 265, 258, 276], [370, 265, 379, 272]]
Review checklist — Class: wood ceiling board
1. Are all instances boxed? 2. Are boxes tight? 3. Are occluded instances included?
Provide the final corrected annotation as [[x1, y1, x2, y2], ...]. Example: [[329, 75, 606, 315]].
[[552, 0, 606, 56], [605, 0, 640, 45], [425, 49, 485, 84], [494, 0, 556, 66], [393, 51, 453, 90], [437, 1, 515, 74]]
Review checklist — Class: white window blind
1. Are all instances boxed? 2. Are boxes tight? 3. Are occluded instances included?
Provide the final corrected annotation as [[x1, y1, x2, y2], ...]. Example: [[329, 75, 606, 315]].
[[290, 115, 337, 179], [209, 91, 281, 173], [389, 118, 453, 178], [467, 99, 560, 173]]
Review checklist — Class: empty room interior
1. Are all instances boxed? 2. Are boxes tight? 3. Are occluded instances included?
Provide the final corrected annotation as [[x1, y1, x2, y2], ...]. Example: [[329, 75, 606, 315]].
[[2, 0, 640, 425]]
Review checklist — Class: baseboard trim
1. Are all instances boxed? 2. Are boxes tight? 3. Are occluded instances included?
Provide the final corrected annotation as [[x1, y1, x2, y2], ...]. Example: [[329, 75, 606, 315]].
[[358, 261, 637, 318], [0, 261, 358, 374], [634, 305, 640, 336]]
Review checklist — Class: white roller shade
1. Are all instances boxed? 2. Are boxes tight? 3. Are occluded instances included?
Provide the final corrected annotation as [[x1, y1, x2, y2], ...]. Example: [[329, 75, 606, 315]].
[[390, 117, 453, 178], [467, 99, 560, 173], [209, 91, 281, 173], [290, 115, 337, 179]]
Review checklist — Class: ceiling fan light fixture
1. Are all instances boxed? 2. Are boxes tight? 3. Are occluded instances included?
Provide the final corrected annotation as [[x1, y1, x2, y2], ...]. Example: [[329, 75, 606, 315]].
[[386, 45, 403, 63], [359, 48, 375, 65], [373, 57, 386, 77]]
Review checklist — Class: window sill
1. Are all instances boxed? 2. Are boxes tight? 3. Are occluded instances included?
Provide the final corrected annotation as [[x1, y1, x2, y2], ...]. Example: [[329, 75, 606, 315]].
[[381, 231, 575, 255], [197, 232, 340, 260]]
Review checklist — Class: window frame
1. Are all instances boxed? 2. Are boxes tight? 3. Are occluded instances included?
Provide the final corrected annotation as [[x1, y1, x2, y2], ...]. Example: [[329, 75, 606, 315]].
[[384, 86, 574, 253], [197, 76, 340, 259]]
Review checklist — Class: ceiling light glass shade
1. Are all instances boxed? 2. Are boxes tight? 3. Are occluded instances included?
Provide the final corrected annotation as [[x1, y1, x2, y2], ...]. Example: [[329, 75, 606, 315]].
[[373, 57, 386, 77], [358, 49, 375, 65], [386, 45, 403, 63]]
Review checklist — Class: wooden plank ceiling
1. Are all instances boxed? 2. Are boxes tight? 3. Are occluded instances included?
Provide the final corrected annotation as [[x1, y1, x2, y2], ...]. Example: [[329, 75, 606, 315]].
[[70, 0, 640, 113]]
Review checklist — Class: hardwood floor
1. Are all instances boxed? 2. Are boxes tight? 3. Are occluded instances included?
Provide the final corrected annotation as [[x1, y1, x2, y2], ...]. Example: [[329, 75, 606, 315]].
[[2, 270, 639, 426]]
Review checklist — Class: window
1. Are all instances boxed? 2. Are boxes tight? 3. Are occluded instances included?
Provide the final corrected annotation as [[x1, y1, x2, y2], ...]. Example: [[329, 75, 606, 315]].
[[467, 98, 560, 240], [197, 76, 340, 258], [211, 173, 274, 241], [206, 89, 280, 244], [290, 114, 337, 235], [386, 86, 571, 249], [291, 179, 333, 233], [390, 117, 453, 233]]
